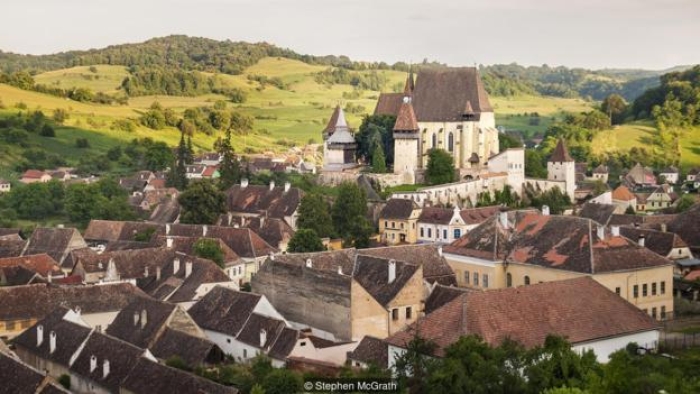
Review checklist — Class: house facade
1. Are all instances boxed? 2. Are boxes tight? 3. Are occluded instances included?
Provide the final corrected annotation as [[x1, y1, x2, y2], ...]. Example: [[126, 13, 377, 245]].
[[378, 199, 421, 245]]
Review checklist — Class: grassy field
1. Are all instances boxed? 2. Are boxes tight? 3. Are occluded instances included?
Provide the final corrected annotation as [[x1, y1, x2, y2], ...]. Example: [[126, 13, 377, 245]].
[[592, 121, 700, 169], [34, 65, 129, 94], [492, 95, 593, 136]]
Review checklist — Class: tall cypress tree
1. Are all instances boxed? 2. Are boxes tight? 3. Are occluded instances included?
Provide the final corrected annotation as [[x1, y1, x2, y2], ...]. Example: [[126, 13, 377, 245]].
[[218, 128, 241, 190], [186, 136, 195, 164], [167, 130, 189, 190]]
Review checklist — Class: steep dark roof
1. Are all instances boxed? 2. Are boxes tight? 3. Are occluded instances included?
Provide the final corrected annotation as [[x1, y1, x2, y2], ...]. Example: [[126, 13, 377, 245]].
[[236, 313, 286, 350], [386, 277, 659, 357], [411, 68, 492, 121], [347, 336, 388, 369], [84, 220, 126, 242], [268, 327, 299, 361], [357, 244, 456, 285], [151, 328, 221, 367], [667, 204, 700, 249], [13, 308, 92, 366], [225, 183, 302, 219], [592, 164, 609, 174], [0, 239, 27, 258], [188, 286, 261, 335], [619, 227, 688, 257], [460, 206, 502, 225], [0, 283, 149, 321], [121, 358, 238, 394], [374, 93, 404, 116], [549, 139, 573, 162], [0, 352, 50, 394], [24, 228, 85, 263], [105, 298, 176, 349], [424, 284, 472, 314], [74, 247, 176, 277], [419, 207, 454, 225], [138, 256, 231, 303], [152, 236, 242, 264], [69, 332, 145, 392], [578, 203, 617, 226], [0, 228, 21, 240], [379, 199, 418, 220], [352, 255, 419, 306]]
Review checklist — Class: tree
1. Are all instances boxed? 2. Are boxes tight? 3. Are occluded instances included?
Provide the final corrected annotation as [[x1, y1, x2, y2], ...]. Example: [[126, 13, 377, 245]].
[[287, 229, 325, 253], [331, 182, 372, 248], [356, 114, 396, 166], [193, 238, 225, 267], [261, 369, 303, 394], [652, 94, 688, 166], [296, 194, 334, 238], [178, 180, 226, 224], [167, 130, 189, 190], [525, 336, 599, 394], [601, 94, 628, 125], [371, 144, 387, 173], [394, 334, 438, 394], [527, 186, 572, 214], [426, 149, 455, 185], [218, 128, 241, 190], [500, 133, 523, 151], [675, 194, 696, 213]]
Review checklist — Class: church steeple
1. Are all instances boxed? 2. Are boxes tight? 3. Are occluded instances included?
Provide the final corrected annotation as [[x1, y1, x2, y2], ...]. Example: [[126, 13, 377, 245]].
[[393, 97, 419, 134], [403, 69, 415, 95], [322, 105, 349, 141]]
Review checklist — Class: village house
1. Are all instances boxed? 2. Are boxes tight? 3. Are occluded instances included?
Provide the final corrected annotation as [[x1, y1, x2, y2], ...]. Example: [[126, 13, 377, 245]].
[[224, 179, 303, 230], [443, 209, 675, 320], [0, 351, 70, 393], [0, 254, 63, 286], [612, 185, 637, 213], [105, 298, 224, 367], [217, 214, 295, 254], [592, 164, 609, 183], [667, 203, 700, 256], [660, 166, 680, 184], [346, 336, 388, 370], [0, 179, 11, 193], [251, 249, 431, 342], [622, 163, 657, 189], [642, 184, 677, 211], [618, 227, 693, 261], [187, 286, 294, 366], [153, 235, 246, 282], [686, 168, 700, 183], [378, 199, 421, 245], [194, 152, 222, 166], [417, 205, 501, 244], [13, 308, 236, 394], [22, 227, 88, 271], [385, 277, 660, 365], [0, 283, 148, 339], [20, 170, 52, 184]]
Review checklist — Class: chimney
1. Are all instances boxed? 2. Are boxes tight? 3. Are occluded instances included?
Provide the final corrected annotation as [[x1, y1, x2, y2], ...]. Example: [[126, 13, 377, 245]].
[[437, 245, 443, 257], [156, 266, 161, 281], [202, 225, 208, 237], [611, 225, 620, 237], [103, 360, 110, 378], [47, 272, 52, 283], [49, 331, 56, 354], [37, 325, 44, 347], [185, 261, 193, 278], [388, 259, 397, 284], [269, 180, 275, 191], [90, 355, 97, 373], [305, 258, 312, 268], [596, 225, 605, 240], [337, 266, 343, 275], [74, 306, 81, 316], [57, 224, 64, 229], [173, 258, 181, 273], [241, 178, 249, 188], [133, 312, 139, 326], [227, 212, 233, 226], [638, 235, 646, 247], [259, 329, 267, 348], [498, 211, 508, 229], [165, 223, 171, 235], [166, 236, 173, 248], [140, 309, 147, 329], [661, 223, 667, 233], [541, 205, 550, 216], [269, 252, 275, 261], [284, 182, 291, 193], [144, 266, 149, 277]]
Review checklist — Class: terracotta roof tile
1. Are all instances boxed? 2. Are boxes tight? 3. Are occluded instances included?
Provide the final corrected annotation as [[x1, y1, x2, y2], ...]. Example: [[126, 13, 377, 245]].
[[549, 139, 573, 162], [612, 185, 636, 201], [393, 99, 419, 131], [347, 336, 388, 369], [373, 93, 403, 117], [0, 254, 61, 277], [386, 277, 659, 356], [411, 68, 492, 121], [188, 287, 261, 335], [379, 199, 419, 220], [578, 203, 617, 226], [121, 358, 238, 394]]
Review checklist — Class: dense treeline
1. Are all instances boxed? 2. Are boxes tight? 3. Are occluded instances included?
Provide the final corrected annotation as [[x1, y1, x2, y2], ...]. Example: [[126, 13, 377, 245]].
[[0, 70, 126, 104], [121, 67, 247, 100], [632, 65, 700, 122]]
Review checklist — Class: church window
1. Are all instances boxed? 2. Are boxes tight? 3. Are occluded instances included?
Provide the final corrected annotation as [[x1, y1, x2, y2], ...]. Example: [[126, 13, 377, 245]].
[[420, 228, 424, 237], [454, 229, 461, 239], [448, 133, 454, 152], [392, 309, 399, 320], [432, 133, 437, 148], [524, 276, 531, 285], [506, 273, 512, 287]]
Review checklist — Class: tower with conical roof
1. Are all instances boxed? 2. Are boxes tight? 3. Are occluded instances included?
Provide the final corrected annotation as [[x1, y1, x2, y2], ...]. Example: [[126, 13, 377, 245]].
[[393, 96, 420, 178], [322, 105, 357, 171], [547, 139, 576, 199]]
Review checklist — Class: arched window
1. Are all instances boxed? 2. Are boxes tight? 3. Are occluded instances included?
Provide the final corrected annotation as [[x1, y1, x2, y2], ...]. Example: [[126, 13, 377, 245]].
[[524, 275, 531, 285], [431, 133, 437, 149], [506, 273, 512, 287], [448, 132, 454, 152]]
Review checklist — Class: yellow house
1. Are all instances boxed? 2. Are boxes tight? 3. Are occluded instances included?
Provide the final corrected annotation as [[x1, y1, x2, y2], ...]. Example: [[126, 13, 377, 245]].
[[443, 210, 675, 320], [378, 199, 421, 245]]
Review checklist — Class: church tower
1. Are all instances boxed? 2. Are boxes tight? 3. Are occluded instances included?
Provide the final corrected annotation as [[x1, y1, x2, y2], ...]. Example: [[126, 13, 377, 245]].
[[547, 139, 576, 199], [393, 96, 420, 181], [322, 105, 357, 171]]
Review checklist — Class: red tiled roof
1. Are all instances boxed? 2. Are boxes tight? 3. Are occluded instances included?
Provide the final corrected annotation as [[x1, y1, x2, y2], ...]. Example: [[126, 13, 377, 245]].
[[386, 277, 659, 356], [612, 185, 636, 201], [549, 139, 573, 162], [0, 254, 61, 277], [22, 170, 47, 179], [393, 100, 419, 131], [202, 166, 218, 177]]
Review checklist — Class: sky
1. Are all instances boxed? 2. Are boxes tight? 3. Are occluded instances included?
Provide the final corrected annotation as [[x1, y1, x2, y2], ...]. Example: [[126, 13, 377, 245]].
[[1, 0, 699, 70]]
